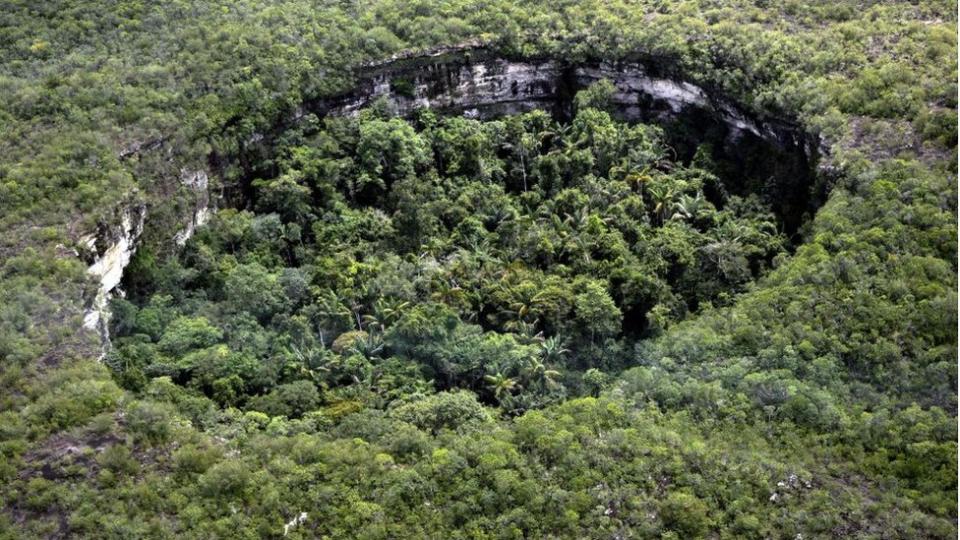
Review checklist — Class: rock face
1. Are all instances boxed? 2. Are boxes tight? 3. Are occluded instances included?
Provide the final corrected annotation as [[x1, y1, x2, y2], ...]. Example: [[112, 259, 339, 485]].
[[81, 168, 214, 355], [81, 203, 147, 349], [314, 47, 821, 232], [323, 57, 565, 118], [174, 169, 214, 247], [315, 48, 814, 157]]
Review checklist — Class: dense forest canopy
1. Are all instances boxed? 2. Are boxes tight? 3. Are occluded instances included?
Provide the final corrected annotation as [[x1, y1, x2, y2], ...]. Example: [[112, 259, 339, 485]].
[[110, 102, 790, 414], [0, 1, 956, 539]]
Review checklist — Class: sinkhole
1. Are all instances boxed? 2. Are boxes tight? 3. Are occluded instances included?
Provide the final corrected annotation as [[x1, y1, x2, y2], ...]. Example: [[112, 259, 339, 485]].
[[105, 51, 828, 415]]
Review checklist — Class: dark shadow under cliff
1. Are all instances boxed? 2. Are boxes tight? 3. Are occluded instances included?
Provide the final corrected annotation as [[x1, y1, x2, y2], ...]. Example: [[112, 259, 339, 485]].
[[298, 49, 826, 238]]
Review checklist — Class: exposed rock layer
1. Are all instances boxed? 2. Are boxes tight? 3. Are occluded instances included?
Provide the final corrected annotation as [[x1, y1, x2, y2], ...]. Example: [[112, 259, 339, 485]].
[[312, 47, 821, 232], [81, 168, 214, 354], [314, 48, 815, 158], [81, 203, 147, 354], [174, 169, 214, 247]]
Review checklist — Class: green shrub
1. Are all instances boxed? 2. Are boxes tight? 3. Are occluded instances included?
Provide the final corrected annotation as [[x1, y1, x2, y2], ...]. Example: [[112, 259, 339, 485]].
[[26, 379, 123, 432], [96, 445, 139, 476], [659, 492, 711, 538], [125, 400, 176, 445], [390, 390, 491, 434]]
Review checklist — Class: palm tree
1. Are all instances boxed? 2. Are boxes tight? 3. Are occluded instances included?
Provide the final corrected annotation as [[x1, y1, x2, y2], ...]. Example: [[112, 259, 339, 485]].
[[563, 206, 592, 230], [559, 231, 593, 265], [672, 193, 706, 221], [315, 289, 356, 331], [348, 331, 384, 361], [522, 356, 562, 391], [484, 372, 520, 401], [498, 282, 546, 327], [504, 318, 543, 344], [711, 219, 750, 243], [540, 335, 570, 364], [540, 123, 573, 153], [487, 203, 518, 230], [646, 182, 677, 224], [365, 298, 410, 332], [620, 166, 653, 192], [462, 242, 501, 282], [431, 278, 466, 306], [287, 340, 333, 385]]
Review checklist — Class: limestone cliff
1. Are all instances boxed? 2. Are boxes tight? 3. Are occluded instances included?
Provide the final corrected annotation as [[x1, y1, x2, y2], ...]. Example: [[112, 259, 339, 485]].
[[313, 47, 815, 157], [80, 203, 147, 351], [80, 167, 214, 354], [311, 47, 821, 232]]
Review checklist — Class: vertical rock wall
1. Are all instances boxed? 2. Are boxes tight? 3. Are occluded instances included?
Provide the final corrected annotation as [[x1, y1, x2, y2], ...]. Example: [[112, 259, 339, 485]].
[[81, 204, 147, 353], [314, 50, 814, 157], [80, 167, 214, 356]]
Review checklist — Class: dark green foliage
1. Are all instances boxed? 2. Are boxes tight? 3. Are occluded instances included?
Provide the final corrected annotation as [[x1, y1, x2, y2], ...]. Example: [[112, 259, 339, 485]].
[[157, 316, 222, 357], [125, 401, 175, 445], [247, 380, 320, 418], [659, 491, 712, 538], [109, 108, 788, 415], [389, 390, 491, 434]]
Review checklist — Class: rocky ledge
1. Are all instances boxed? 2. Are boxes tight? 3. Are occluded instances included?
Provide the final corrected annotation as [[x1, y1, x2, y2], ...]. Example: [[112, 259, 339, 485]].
[[311, 46, 823, 233], [313, 47, 817, 159]]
